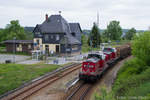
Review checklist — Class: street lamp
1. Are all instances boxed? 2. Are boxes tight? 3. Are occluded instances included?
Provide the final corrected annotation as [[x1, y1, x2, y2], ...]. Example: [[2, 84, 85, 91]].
[[13, 37, 16, 63]]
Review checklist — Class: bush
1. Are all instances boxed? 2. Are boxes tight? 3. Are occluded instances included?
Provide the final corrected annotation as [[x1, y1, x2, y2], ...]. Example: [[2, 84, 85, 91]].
[[94, 87, 115, 100], [113, 60, 150, 97], [111, 31, 150, 99], [132, 31, 150, 65]]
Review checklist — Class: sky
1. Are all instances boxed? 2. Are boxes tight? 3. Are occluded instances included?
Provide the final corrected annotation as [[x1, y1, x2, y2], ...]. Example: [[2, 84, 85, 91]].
[[0, 0, 150, 30]]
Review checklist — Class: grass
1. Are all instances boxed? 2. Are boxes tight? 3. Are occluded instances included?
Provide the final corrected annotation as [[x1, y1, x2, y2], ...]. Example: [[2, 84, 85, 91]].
[[0, 47, 5, 51], [82, 44, 101, 53], [81, 44, 91, 53], [0, 63, 61, 95], [94, 86, 116, 100]]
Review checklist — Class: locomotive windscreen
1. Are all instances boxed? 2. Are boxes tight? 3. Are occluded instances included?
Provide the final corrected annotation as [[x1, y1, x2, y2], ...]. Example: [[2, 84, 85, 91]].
[[87, 54, 102, 60], [103, 48, 114, 52]]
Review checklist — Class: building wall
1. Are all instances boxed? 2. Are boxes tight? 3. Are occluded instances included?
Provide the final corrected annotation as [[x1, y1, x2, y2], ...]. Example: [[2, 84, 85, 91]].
[[5, 43, 33, 54], [6, 43, 14, 52], [42, 33, 65, 44], [71, 44, 81, 53], [33, 38, 43, 51], [42, 44, 60, 53], [60, 44, 81, 53], [33, 32, 81, 54]]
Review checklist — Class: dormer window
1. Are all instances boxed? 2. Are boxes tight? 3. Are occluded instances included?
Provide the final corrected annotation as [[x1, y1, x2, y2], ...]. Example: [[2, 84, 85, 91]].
[[56, 35, 60, 40], [36, 39, 39, 45], [57, 20, 60, 22], [71, 32, 76, 37], [51, 35, 54, 39], [45, 34, 49, 41]]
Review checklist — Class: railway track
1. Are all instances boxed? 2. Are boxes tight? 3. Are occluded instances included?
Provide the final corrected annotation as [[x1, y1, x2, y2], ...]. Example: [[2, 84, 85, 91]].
[[1, 63, 81, 100], [66, 82, 93, 100], [65, 56, 132, 100]]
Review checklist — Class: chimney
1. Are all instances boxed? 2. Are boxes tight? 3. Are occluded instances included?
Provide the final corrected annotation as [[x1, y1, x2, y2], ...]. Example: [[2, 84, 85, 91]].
[[59, 11, 61, 15], [45, 14, 48, 21]]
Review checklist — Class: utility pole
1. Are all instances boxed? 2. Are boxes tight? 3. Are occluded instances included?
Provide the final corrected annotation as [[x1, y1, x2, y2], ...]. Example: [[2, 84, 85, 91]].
[[97, 12, 99, 28]]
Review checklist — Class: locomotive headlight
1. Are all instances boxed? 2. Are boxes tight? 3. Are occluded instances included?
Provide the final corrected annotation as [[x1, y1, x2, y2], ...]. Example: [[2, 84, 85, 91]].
[[84, 65, 87, 67]]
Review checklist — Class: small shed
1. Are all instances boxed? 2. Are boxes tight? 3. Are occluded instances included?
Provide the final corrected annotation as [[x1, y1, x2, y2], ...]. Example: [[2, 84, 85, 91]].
[[3, 40, 33, 54]]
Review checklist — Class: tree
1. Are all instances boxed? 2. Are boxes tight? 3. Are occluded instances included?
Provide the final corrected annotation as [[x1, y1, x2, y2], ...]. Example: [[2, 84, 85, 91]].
[[0, 29, 3, 42], [0, 20, 26, 42], [125, 28, 136, 40], [103, 20, 122, 40], [88, 23, 102, 48], [81, 34, 87, 45], [132, 31, 150, 65]]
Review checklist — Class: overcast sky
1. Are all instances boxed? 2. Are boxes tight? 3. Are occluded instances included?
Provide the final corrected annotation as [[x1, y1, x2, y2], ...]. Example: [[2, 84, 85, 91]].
[[0, 0, 150, 30]]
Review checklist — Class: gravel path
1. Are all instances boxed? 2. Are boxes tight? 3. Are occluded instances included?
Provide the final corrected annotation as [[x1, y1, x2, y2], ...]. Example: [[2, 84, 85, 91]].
[[0, 54, 30, 63], [16, 60, 41, 64]]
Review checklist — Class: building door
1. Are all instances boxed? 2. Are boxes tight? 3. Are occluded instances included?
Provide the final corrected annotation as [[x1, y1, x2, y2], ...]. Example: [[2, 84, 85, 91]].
[[56, 45, 59, 53], [45, 45, 49, 54]]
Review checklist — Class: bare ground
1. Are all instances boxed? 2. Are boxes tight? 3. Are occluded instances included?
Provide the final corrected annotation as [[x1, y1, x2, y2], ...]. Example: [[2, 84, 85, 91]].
[[25, 69, 80, 100]]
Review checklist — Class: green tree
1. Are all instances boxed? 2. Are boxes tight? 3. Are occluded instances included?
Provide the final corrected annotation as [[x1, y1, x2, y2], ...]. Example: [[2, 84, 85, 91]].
[[132, 31, 150, 65], [0, 29, 3, 42], [103, 20, 122, 40], [88, 23, 102, 47], [125, 28, 136, 40], [81, 34, 87, 45], [0, 20, 26, 42]]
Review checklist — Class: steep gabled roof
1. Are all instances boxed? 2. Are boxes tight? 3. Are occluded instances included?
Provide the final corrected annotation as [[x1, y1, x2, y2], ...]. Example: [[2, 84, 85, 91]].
[[69, 23, 82, 42], [33, 24, 41, 33], [34, 14, 81, 44], [69, 23, 82, 33], [40, 15, 67, 33]]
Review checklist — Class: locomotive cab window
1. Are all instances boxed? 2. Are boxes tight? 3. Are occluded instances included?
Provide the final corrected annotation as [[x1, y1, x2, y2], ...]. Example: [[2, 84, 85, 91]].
[[87, 54, 102, 60], [103, 48, 114, 52]]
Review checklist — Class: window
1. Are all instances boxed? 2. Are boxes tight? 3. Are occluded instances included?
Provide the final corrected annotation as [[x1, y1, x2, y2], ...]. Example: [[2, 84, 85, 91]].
[[16, 44, 19, 48], [87, 54, 102, 60], [28, 44, 31, 49], [56, 35, 59, 40], [72, 45, 78, 51], [57, 20, 60, 22], [45, 35, 49, 41], [51, 35, 53, 39], [36, 39, 39, 45], [71, 32, 76, 37]]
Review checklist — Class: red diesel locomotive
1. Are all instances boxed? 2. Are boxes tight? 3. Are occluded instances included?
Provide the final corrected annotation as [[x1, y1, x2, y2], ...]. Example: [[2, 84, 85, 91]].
[[79, 44, 131, 81], [79, 53, 108, 81]]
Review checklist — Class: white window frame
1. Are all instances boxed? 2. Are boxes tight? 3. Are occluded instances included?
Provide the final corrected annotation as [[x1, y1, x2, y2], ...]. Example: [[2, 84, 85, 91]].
[[56, 35, 59, 40]]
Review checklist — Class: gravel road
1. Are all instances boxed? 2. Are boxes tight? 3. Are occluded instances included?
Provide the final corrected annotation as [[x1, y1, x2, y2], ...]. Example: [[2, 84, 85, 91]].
[[0, 54, 30, 63]]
